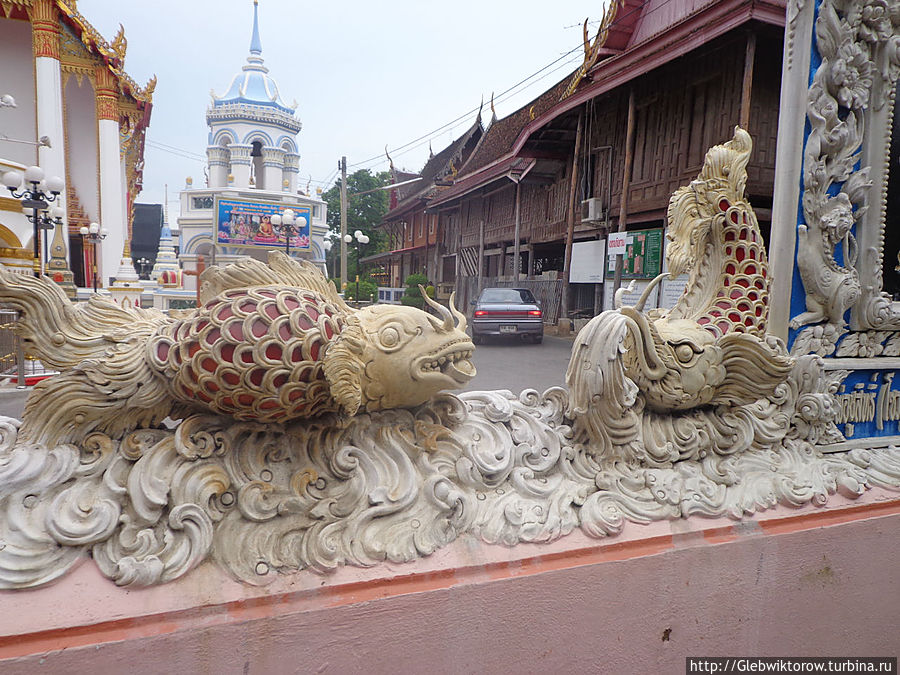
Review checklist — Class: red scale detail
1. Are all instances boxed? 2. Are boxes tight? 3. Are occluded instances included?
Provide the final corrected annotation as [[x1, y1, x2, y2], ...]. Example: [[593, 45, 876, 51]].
[[710, 309, 721, 317], [182, 385, 194, 397], [747, 249, 756, 261], [730, 289, 743, 299], [735, 248, 745, 262], [737, 302, 751, 312], [716, 301, 731, 310], [717, 321, 730, 333], [207, 382, 219, 393], [754, 279, 765, 289], [241, 351, 254, 364], [289, 389, 305, 402], [250, 369, 265, 387], [187, 367, 198, 383], [238, 394, 254, 407], [762, 268, 767, 278], [228, 322, 243, 341], [719, 199, 730, 211], [258, 290, 277, 299], [157, 343, 169, 361], [297, 315, 313, 330], [205, 328, 221, 345], [724, 279, 730, 286], [324, 322, 334, 340], [291, 346, 303, 362], [263, 303, 280, 320], [726, 263, 736, 275], [755, 306, 763, 317], [273, 374, 287, 388], [251, 320, 268, 338], [266, 344, 283, 361], [201, 358, 217, 373], [196, 320, 209, 333], [217, 307, 234, 321], [309, 340, 320, 361], [197, 392, 212, 403], [306, 306, 320, 321], [737, 278, 750, 288], [739, 228, 749, 241], [174, 350, 182, 365], [221, 397, 235, 408], [260, 401, 278, 410], [725, 246, 733, 255], [728, 312, 741, 323], [725, 231, 736, 242], [730, 211, 739, 224], [221, 344, 235, 362], [748, 291, 758, 300], [762, 296, 769, 305], [240, 300, 257, 313], [744, 263, 757, 275], [188, 342, 200, 357], [298, 367, 311, 383], [283, 297, 301, 310], [279, 323, 292, 341], [744, 317, 755, 327], [223, 372, 240, 386]]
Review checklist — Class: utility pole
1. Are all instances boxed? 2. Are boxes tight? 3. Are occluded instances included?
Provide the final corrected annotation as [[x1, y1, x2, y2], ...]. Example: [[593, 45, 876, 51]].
[[339, 156, 348, 290]]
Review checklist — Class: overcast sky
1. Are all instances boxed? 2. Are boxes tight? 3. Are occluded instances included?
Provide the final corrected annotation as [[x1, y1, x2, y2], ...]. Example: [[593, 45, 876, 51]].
[[77, 0, 606, 211]]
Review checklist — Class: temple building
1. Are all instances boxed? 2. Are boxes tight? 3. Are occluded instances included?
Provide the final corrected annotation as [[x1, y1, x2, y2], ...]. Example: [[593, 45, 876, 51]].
[[0, 0, 153, 291], [176, 0, 327, 288]]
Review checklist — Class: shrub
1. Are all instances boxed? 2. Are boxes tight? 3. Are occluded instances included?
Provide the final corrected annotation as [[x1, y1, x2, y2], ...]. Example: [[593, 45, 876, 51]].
[[400, 273, 429, 308], [344, 279, 377, 302]]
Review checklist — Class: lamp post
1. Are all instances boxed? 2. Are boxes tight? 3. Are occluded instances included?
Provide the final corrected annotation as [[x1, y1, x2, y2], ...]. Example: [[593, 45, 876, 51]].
[[79, 222, 108, 292], [2, 166, 65, 278], [343, 229, 369, 303], [270, 208, 296, 257], [323, 238, 333, 279], [136, 257, 152, 279]]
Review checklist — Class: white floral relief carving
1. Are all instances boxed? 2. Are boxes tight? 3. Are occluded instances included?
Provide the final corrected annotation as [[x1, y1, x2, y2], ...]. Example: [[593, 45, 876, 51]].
[[792, 0, 900, 341]]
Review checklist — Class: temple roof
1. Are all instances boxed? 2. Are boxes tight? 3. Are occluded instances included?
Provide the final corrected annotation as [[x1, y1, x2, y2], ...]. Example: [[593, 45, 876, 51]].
[[213, 1, 294, 114]]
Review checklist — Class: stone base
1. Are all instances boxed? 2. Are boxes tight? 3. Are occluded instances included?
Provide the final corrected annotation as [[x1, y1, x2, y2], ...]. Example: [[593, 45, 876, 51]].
[[0, 491, 897, 672]]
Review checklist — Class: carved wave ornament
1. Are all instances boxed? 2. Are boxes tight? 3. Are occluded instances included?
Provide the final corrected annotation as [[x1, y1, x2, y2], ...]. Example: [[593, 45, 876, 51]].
[[1, 130, 899, 589], [792, 0, 900, 354]]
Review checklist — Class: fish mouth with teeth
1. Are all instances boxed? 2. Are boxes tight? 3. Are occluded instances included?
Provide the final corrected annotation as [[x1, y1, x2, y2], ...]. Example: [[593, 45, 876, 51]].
[[414, 342, 476, 386]]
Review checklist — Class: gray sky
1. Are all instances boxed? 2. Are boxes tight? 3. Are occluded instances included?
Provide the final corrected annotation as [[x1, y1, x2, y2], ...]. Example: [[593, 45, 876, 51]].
[[77, 0, 606, 210]]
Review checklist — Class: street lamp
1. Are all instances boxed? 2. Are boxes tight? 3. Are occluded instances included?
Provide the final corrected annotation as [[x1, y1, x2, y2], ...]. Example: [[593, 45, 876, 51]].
[[136, 257, 152, 279], [343, 229, 369, 303], [2, 166, 64, 277], [270, 208, 297, 257], [79, 221, 108, 292]]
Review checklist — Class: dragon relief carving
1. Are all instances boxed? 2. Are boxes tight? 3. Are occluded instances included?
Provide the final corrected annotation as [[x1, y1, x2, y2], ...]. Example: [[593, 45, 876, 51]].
[[791, 0, 900, 351], [0, 131, 898, 590]]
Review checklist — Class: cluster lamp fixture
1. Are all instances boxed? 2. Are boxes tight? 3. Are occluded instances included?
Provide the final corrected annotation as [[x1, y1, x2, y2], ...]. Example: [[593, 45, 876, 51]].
[[2, 166, 65, 277]]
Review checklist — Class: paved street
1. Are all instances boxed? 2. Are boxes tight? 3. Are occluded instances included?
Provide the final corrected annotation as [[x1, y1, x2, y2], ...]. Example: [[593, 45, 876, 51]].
[[460, 333, 574, 395]]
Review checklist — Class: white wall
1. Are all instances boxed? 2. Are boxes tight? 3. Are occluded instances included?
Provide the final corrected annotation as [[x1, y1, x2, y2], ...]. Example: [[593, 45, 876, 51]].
[[64, 75, 99, 223], [0, 18, 37, 168]]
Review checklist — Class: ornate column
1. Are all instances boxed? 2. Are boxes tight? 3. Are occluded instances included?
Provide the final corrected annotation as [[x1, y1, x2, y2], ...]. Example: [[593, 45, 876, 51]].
[[32, 0, 74, 296], [261, 146, 285, 192], [283, 152, 300, 194], [207, 146, 230, 188], [95, 63, 125, 288], [229, 144, 252, 189]]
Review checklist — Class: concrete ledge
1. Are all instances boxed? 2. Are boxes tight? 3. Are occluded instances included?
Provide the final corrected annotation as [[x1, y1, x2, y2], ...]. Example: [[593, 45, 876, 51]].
[[0, 490, 897, 672]]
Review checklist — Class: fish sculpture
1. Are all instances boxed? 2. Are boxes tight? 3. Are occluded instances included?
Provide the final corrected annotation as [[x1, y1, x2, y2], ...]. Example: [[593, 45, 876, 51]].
[[0, 252, 475, 444]]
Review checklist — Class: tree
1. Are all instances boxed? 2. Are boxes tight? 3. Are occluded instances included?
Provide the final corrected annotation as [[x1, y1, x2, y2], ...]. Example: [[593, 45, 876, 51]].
[[322, 169, 391, 284]]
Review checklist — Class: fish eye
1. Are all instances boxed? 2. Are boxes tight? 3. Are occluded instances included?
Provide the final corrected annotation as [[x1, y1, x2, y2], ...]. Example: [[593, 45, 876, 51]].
[[380, 326, 400, 348]]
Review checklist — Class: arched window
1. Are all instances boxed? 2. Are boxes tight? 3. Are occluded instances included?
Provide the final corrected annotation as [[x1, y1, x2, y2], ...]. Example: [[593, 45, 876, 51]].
[[251, 141, 264, 189]]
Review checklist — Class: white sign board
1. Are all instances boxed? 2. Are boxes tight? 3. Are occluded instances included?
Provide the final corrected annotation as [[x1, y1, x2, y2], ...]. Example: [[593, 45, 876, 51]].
[[607, 232, 628, 256], [570, 239, 607, 283]]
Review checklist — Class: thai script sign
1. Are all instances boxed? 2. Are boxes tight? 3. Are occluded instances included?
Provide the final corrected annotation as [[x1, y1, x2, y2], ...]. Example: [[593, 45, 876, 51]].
[[834, 369, 900, 438], [215, 196, 310, 250], [605, 228, 662, 280]]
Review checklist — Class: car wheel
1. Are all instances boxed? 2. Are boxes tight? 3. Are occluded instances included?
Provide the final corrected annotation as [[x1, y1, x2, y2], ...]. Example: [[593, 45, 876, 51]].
[[533, 335, 543, 344]]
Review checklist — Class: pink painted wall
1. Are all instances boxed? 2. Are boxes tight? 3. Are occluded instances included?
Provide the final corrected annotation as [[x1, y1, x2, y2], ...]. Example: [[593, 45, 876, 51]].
[[1, 492, 898, 673]]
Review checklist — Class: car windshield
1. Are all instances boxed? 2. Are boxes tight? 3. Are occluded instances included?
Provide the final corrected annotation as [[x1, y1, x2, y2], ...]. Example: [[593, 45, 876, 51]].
[[478, 289, 536, 304]]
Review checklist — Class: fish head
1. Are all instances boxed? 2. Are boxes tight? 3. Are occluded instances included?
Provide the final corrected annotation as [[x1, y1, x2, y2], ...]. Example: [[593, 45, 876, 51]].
[[323, 293, 475, 414]]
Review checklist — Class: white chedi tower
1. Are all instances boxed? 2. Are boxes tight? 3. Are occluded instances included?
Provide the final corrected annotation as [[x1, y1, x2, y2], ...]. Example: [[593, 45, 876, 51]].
[[206, 0, 301, 192]]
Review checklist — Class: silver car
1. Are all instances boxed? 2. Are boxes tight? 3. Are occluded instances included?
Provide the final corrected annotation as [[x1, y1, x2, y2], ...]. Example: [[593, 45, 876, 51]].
[[471, 287, 543, 344]]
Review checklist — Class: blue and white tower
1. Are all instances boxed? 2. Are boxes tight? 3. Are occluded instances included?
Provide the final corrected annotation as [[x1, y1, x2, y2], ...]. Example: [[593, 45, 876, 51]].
[[205, 0, 302, 193]]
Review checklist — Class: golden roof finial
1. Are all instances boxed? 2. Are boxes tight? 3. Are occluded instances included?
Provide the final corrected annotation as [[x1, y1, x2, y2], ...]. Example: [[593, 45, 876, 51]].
[[489, 92, 496, 119], [111, 23, 127, 62]]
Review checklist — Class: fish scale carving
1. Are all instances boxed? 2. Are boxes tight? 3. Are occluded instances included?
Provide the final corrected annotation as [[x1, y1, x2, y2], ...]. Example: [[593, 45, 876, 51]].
[[147, 287, 346, 422]]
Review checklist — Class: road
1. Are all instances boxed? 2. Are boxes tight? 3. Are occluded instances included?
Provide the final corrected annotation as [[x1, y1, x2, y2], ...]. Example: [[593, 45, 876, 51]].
[[0, 335, 577, 421], [459, 334, 574, 395]]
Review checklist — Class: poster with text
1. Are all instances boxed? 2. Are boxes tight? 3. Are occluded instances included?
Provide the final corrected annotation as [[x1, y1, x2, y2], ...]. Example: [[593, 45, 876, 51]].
[[215, 196, 311, 250], [605, 228, 662, 280]]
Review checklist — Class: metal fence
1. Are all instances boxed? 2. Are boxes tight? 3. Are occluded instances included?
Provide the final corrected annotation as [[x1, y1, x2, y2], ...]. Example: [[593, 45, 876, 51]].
[[0, 310, 25, 387]]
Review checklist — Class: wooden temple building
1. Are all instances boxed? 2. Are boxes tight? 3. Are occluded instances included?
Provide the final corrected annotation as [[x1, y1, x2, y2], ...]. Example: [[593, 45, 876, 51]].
[[378, 0, 786, 320]]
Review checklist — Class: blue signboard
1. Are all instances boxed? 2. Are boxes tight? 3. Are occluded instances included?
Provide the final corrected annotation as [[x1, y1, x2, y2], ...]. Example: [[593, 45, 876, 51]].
[[214, 196, 310, 250], [833, 369, 900, 440]]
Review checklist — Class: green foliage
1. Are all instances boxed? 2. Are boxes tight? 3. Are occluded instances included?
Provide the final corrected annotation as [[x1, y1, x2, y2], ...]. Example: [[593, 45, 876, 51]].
[[400, 294, 424, 309], [322, 169, 391, 282], [425, 285, 435, 299], [400, 273, 429, 308], [344, 279, 378, 302]]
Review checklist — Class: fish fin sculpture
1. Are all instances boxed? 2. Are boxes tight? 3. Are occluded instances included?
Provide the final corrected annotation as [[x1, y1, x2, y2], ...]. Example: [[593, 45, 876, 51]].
[[0, 269, 176, 445]]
